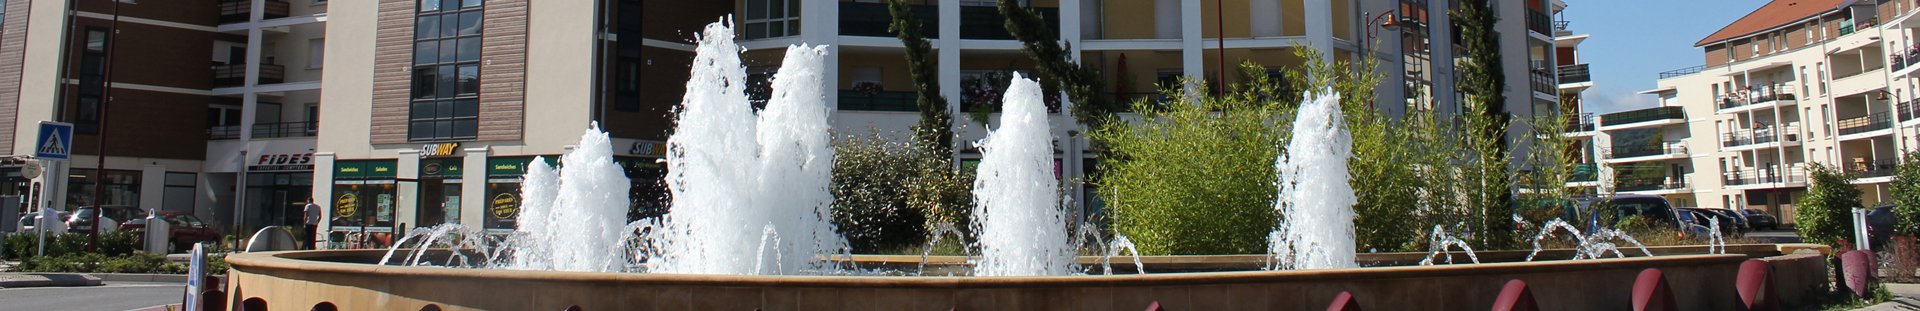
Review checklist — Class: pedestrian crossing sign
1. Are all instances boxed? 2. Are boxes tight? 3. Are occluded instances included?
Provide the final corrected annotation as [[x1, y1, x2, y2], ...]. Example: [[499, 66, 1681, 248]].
[[34, 121, 71, 161]]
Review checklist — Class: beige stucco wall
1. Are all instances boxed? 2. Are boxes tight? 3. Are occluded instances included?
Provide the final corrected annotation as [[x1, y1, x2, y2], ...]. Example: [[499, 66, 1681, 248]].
[[10, 0, 73, 154]]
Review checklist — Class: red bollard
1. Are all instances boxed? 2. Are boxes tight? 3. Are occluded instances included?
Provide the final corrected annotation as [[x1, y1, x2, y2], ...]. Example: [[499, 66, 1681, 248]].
[[1735, 259, 1777, 311], [1326, 291, 1361, 311], [1491, 279, 1539, 311], [1842, 250, 1875, 299], [1633, 268, 1678, 311]]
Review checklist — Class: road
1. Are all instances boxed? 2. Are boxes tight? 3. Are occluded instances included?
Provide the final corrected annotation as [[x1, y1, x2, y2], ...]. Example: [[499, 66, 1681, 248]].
[[0, 282, 184, 311]]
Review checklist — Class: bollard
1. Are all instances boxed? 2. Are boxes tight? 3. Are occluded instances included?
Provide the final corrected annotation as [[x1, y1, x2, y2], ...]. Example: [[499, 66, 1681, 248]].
[[1491, 279, 1539, 311], [1735, 259, 1777, 311], [1633, 268, 1677, 311]]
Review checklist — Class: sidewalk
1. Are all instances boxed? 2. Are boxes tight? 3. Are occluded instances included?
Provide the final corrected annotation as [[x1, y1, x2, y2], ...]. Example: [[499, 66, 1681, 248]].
[[0, 273, 101, 288], [1858, 283, 1920, 310]]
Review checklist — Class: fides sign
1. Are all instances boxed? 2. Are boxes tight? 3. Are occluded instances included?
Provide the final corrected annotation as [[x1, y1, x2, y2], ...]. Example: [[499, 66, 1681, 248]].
[[252, 153, 315, 171]]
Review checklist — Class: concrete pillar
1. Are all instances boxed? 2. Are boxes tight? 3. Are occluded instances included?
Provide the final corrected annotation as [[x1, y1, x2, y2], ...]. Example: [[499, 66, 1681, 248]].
[[1181, 0, 1202, 91], [1061, 0, 1085, 218], [1302, 0, 1335, 63], [940, 0, 961, 135], [396, 150, 419, 232], [460, 147, 487, 231], [240, 0, 265, 142], [139, 162, 164, 212], [1428, 0, 1457, 118], [809, 0, 842, 110], [311, 153, 334, 244]]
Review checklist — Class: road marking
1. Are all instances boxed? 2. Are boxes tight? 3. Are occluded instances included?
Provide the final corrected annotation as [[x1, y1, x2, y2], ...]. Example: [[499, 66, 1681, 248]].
[[124, 303, 179, 311]]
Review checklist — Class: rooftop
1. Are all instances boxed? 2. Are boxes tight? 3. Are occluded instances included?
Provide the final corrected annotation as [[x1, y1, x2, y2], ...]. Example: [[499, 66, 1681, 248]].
[[1695, 0, 1847, 47]]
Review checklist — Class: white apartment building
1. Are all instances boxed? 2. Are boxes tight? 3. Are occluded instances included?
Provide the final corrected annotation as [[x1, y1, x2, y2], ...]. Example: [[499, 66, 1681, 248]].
[[1627, 0, 1920, 225]]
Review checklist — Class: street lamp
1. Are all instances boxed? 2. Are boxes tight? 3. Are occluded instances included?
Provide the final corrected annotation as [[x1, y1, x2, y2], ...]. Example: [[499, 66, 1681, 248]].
[[1363, 10, 1407, 58]]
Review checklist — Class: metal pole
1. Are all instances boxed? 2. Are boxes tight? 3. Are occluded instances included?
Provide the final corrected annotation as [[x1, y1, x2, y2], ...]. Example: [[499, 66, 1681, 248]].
[[87, 0, 124, 253]]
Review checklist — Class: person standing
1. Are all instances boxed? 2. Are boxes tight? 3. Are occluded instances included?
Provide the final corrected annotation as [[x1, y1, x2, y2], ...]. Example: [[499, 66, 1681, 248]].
[[304, 197, 322, 250]]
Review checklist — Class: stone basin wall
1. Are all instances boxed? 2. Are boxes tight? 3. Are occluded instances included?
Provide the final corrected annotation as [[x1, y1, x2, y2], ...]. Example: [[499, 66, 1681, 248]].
[[225, 245, 1830, 310]]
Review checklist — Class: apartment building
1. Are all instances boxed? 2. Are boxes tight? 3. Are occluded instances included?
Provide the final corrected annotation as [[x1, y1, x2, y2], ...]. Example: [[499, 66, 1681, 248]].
[[1557, 5, 1602, 196], [738, 0, 1566, 216], [1627, 0, 1920, 225], [0, 0, 329, 235]]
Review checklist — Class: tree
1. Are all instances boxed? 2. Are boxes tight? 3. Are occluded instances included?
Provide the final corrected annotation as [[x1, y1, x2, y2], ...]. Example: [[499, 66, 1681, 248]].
[[886, 0, 956, 154], [1799, 163, 1862, 248], [1893, 151, 1920, 237], [1451, 0, 1515, 249], [996, 0, 1118, 129]]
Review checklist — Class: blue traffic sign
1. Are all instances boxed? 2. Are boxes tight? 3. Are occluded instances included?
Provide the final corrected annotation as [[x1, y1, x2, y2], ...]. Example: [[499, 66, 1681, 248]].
[[34, 122, 72, 160]]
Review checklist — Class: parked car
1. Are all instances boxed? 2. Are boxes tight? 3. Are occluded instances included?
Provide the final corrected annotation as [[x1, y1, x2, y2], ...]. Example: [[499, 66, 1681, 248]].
[[67, 205, 143, 234], [1590, 195, 1712, 238], [1743, 209, 1780, 230], [1867, 204, 1895, 250], [15, 210, 69, 233], [119, 211, 220, 253], [1686, 207, 1749, 234]]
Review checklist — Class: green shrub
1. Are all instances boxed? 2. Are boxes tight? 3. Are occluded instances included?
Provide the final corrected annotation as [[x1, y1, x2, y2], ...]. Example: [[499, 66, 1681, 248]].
[[1892, 151, 1920, 237], [831, 132, 931, 253], [1799, 164, 1862, 248], [6, 231, 144, 258], [17, 252, 184, 274]]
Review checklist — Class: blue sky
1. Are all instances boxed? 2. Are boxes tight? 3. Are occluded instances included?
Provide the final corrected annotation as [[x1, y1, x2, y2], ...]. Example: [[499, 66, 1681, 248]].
[[1564, 0, 1767, 114]]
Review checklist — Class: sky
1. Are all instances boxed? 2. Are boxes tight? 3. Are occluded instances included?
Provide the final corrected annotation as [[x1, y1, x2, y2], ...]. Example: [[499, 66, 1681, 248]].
[[1564, 0, 1769, 114]]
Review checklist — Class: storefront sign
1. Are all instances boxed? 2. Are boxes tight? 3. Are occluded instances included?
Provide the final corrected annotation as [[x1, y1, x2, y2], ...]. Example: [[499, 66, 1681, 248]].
[[420, 158, 463, 178], [335, 160, 398, 180], [486, 157, 558, 177], [421, 143, 462, 157], [491, 192, 519, 220], [252, 153, 315, 171], [336, 192, 358, 218], [628, 141, 665, 157]]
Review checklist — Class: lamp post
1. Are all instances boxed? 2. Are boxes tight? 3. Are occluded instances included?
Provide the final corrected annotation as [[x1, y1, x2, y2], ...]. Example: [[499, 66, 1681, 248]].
[[1362, 10, 1404, 60]]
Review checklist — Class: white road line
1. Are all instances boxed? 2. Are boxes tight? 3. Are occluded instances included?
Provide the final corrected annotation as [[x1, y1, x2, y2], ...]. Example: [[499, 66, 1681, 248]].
[[123, 303, 178, 311]]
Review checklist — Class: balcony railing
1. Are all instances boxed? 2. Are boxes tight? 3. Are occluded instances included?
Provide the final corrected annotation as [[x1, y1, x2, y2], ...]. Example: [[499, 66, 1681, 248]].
[[1658, 65, 1706, 79], [1558, 64, 1590, 85], [1902, 101, 1920, 122], [1552, 20, 1572, 37], [839, 90, 921, 112], [213, 63, 284, 88], [1569, 163, 1598, 183], [1113, 92, 1173, 112], [1616, 177, 1689, 192], [1849, 159, 1898, 178], [1719, 126, 1793, 148], [1563, 113, 1596, 133], [1526, 10, 1551, 36], [1724, 166, 1807, 186], [1601, 106, 1685, 126], [1895, 42, 1920, 72], [208, 121, 319, 140], [1607, 142, 1687, 159], [219, 0, 291, 24], [1837, 111, 1893, 136], [839, 2, 937, 38], [1716, 88, 1796, 110], [959, 5, 1058, 40], [1530, 68, 1556, 95]]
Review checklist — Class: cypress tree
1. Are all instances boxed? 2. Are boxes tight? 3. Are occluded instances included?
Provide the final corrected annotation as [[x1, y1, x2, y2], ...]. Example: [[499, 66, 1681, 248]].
[[1450, 0, 1514, 249], [996, 0, 1116, 129], [886, 0, 954, 155]]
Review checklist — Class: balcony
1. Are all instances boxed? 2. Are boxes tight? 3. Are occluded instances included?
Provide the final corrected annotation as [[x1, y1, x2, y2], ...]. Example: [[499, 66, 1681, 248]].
[[1720, 124, 1799, 148], [1552, 20, 1572, 37], [1848, 159, 1898, 178], [1716, 88, 1796, 112], [1529, 67, 1556, 96], [1658, 65, 1706, 79], [840, 90, 920, 112], [1568, 163, 1598, 183], [213, 63, 284, 88], [218, 0, 291, 25], [1113, 92, 1173, 112], [1894, 42, 1920, 75], [1563, 113, 1596, 133], [207, 121, 317, 140], [839, 2, 937, 38], [1724, 167, 1807, 187], [1616, 177, 1689, 193], [1601, 106, 1684, 128], [1606, 142, 1688, 160], [1837, 112, 1893, 136], [1557, 64, 1590, 85], [1902, 101, 1919, 122], [1526, 10, 1552, 36]]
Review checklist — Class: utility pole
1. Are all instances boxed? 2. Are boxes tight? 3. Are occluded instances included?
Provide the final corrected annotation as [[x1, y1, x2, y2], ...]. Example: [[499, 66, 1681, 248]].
[[88, 0, 124, 252]]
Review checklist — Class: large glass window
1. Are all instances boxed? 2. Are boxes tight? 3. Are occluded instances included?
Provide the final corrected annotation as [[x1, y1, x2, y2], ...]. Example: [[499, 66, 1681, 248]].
[[76, 28, 108, 133], [743, 0, 800, 39], [409, 0, 483, 142], [67, 169, 139, 209]]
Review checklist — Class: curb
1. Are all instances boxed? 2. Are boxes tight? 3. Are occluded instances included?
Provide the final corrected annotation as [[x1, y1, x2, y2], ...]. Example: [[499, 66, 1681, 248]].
[[92, 273, 189, 283], [0, 273, 102, 288]]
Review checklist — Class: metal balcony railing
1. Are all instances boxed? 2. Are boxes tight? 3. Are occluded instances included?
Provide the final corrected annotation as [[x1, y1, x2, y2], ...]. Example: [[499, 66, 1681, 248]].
[[1526, 10, 1551, 36], [839, 2, 937, 38], [213, 63, 284, 88], [1568, 163, 1598, 183], [1564, 113, 1596, 133], [839, 90, 921, 112], [1716, 88, 1796, 110], [1601, 106, 1684, 126], [1659, 65, 1706, 79], [1837, 112, 1893, 136], [1558, 64, 1590, 85], [1850, 159, 1898, 178], [1724, 166, 1807, 186], [1113, 92, 1173, 112], [1530, 68, 1556, 95], [219, 0, 291, 24], [1607, 142, 1687, 159], [208, 121, 319, 140], [1616, 177, 1689, 192], [1552, 20, 1571, 37]]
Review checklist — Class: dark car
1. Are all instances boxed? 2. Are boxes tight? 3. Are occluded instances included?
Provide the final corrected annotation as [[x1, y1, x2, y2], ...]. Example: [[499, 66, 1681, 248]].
[[1692, 208, 1750, 234], [1743, 209, 1779, 230], [119, 211, 220, 253], [1868, 204, 1895, 251], [67, 205, 145, 234], [1590, 195, 1711, 237]]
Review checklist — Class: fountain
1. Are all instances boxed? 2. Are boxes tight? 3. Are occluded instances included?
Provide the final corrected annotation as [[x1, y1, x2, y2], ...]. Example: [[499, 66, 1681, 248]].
[[1268, 89, 1359, 270], [969, 73, 1075, 276], [222, 18, 1836, 311]]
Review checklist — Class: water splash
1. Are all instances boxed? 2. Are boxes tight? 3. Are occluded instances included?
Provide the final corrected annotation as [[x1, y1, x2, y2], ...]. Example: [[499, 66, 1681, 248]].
[[649, 19, 845, 275], [1419, 225, 1480, 265], [1268, 88, 1358, 270], [917, 221, 974, 276], [970, 73, 1074, 277], [1103, 235, 1146, 275]]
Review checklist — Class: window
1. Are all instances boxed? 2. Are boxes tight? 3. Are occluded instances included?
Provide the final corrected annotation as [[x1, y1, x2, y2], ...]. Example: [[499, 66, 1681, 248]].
[[1817, 63, 1827, 94], [743, 0, 800, 39], [409, 0, 483, 142], [308, 38, 325, 69], [68, 169, 140, 208], [76, 28, 109, 134], [1808, 22, 1816, 41]]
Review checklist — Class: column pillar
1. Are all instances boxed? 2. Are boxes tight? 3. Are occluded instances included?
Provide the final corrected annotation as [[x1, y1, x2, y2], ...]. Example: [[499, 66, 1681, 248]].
[[1302, 0, 1335, 63], [1181, 0, 1202, 91], [396, 150, 420, 232], [139, 162, 164, 212], [460, 147, 487, 231], [311, 153, 334, 246], [940, 0, 961, 134]]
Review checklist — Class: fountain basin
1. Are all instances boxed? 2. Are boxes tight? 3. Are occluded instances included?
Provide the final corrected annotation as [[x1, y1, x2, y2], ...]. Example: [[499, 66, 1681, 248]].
[[226, 244, 1829, 310]]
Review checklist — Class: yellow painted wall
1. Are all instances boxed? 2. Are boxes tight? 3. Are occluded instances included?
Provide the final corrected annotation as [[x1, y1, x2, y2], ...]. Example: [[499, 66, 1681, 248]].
[[1332, 0, 1352, 41], [1284, 0, 1306, 36], [1201, 0, 1253, 38], [1082, 48, 1308, 92], [1099, 0, 1163, 39], [841, 50, 919, 91]]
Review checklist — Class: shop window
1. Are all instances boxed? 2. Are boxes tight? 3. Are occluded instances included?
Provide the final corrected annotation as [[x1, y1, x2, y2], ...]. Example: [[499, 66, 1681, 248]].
[[742, 0, 800, 39], [67, 169, 139, 208], [408, 0, 483, 142], [163, 172, 196, 213]]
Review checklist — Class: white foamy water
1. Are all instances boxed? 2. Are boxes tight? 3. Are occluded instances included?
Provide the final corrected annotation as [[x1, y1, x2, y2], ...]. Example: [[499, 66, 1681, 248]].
[[649, 19, 845, 275], [1268, 89, 1358, 270], [970, 73, 1074, 276]]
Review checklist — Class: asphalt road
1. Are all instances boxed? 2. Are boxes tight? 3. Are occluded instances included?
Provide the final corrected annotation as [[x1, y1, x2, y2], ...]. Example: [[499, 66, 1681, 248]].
[[1745, 229, 1803, 244], [0, 282, 184, 311]]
